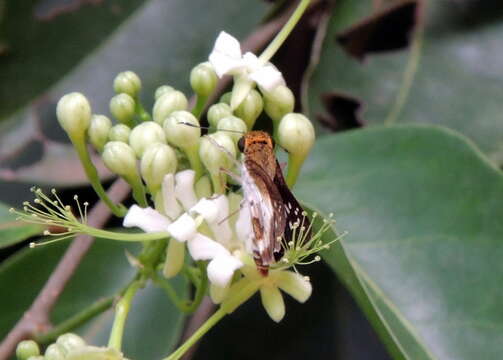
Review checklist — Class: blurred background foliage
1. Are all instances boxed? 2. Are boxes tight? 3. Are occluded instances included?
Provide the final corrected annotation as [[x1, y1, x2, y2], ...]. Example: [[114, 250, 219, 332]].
[[1, 0, 503, 359]]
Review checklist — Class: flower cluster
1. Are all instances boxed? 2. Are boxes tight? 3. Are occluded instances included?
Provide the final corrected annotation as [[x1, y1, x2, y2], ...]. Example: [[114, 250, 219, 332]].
[[13, 13, 339, 360]]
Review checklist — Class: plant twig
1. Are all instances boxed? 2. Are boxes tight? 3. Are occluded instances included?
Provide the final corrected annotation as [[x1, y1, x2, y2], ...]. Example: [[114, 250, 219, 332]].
[[0, 178, 130, 360], [180, 297, 216, 360]]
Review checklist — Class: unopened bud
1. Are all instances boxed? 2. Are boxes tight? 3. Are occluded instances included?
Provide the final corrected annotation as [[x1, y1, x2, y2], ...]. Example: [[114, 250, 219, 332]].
[[129, 121, 166, 157], [141, 143, 177, 193], [113, 70, 141, 97], [44, 344, 65, 360], [263, 85, 294, 123], [234, 89, 263, 130], [88, 115, 112, 152], [155, 85, 174, 100], [220, 92, 231, 105], [102, 141, 138, 178], [217, 116, 247, 144], [153, 90, 188, 124], [207, 102, 232, 128], [56, 92, 91, 139], [195, 175, 212, 199], [163, 111, 200, 149], [108, 124, 131, 143], [277, 113, 315, 158], [56, 333, 86, 354], [190, 62, 218, 97], [110, 93, 135, 125], [200, 132, 235, 173], [16, 340, 40, 360]]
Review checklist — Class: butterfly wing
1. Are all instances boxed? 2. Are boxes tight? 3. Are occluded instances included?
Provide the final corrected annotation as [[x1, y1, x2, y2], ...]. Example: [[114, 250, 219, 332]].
[[273, 160, 311, 244], [241, 159, 286, 268]]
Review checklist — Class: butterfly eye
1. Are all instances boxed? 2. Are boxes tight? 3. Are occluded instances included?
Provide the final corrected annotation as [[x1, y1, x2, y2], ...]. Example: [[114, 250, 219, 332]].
[[237, 136, 245, 152]]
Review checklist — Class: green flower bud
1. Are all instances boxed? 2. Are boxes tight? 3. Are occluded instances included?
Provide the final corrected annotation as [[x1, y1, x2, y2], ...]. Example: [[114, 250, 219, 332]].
[[217, 116, 247, 144], [26, 356, 44, 360], [113, 70, 141, 97], [219, 92, 231, 105], [278, 113, 315, 158], [108, 124, 131, 143], [56, 92, 91, 139], [234, 89, 263, 130], [199, 131, 236, 193], [129, 121, 166, 158], [207, 102, 232, 128], [45, 343, 66, 360], [153, 90, 188, 124], [102, 141, 138, 178], [88, 115, 112, 152], [163, 111, 200, 149], [56, 333, 86, 354], [141, 143, 177, 193], [263, 85, 294, 123], [155, 85, 174, 100], [110, 93, 135, 125], [16, 340, 40, 360], [190, 62, 217, 97], [277, 113, 315, 187]]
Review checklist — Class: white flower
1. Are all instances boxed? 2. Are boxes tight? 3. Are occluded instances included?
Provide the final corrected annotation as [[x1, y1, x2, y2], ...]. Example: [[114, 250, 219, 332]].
[[123, 169, 249, 287], [209, 31, 285, 109]]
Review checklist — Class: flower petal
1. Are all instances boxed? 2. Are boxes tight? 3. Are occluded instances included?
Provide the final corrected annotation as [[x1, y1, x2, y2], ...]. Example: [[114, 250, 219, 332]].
[[207, 253, 243, 287], [230, 75, 254, 110], [190, 198, 219, 223], [187, 233, 228, 260], [162, 174, 183, 220], [123, 205, 171, 233], [249, 64, 285, 91], [174, 170, 198, 210], [167, 213, 196, 242], [163, 239, 185, 278], [207, 195, 233, 247], [275, 270, 312, 303], [260, 284, 285, 323], [209, 31, 244, 77]]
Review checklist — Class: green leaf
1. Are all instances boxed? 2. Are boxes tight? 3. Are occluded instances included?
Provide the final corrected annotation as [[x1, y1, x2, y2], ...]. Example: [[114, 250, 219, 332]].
[[0, 200, 42, 248], [307, 1, 503, 162], [0, 240, 187, 359], [295, 125, 503, 360]]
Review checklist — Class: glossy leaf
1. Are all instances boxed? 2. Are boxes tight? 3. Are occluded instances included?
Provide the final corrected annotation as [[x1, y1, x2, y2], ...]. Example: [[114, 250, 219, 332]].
[[0, 239, 187, 359], [0, 200, 42, 249], [295, 125, 503, 360], [307, 0, 503, 162]]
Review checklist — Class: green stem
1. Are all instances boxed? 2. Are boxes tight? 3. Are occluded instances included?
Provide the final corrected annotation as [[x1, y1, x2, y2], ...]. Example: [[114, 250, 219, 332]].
[[72, 136, 127, 217], [135, 100, 152, 122], [164, 309, 226, 360], [185, 261, 209, 313], [191, 95, 208, 119], [184, 144, 204, 179], [384, 28, 423, 125], [163, 280, 259, 360], [34, 296, 114, 344], [108, 280, 142, 351], [286, 153, 306, 188], [258, 0, 311, 64], [209, 172, 225, 195], [126, 175, 148, 208]]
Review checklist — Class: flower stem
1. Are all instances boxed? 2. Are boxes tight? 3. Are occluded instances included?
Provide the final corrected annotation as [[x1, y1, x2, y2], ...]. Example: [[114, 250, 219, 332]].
[[108, 280, 142, 351], [184, 144, 204, 179], [163, 280, 260, 360], [258, 0, 311, 64], [191, 95, 208, 119], [286, 152, 306, 188], [33, 296, 114, 344], [135, 99, 152, 122]]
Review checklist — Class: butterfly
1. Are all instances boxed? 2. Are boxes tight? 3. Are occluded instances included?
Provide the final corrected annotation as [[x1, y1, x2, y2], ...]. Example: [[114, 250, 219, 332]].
[[237, 130, 310, 275]]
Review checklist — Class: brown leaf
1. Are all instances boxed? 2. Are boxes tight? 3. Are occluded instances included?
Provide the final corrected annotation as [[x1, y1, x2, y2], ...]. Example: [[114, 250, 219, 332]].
[[317, 92, 364, 132], [336, 0, 422, 61]]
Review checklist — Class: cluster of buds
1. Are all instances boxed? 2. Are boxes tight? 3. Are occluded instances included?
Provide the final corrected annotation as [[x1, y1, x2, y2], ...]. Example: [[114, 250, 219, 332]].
[[15, 334, 127, 360], [13, 12, 337, 359]]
